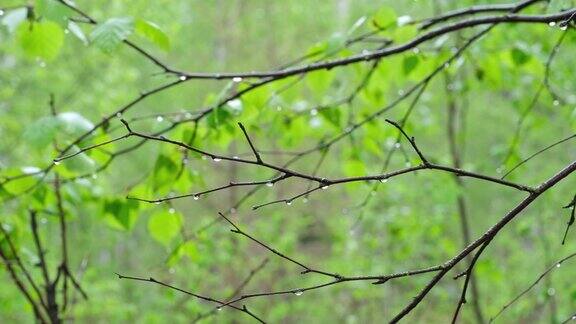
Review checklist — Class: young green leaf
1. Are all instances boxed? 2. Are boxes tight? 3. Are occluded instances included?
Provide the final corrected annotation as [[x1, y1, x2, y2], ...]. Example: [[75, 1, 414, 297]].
[[373, 6, 397, 29], [90, 17, 134, 53], [36, 0, 73, 27], [57, 112, 94, 136], [547, 0, 573, 13], [510, 47, 530, 66], [67, 21, 88, 44], [23, 116, 59, 149], [135, 18, 170, 51], [148, 209, 183, 246], [403, 55, 419, 76], [17, 20, 64, 60]]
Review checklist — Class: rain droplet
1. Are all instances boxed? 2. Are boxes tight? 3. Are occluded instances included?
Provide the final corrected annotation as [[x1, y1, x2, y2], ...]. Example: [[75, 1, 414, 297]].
[[193, 195, 200, 200], [556, 263, 561, 268], [92, 174, 98, 179], [201, 155, 208, 160], [0, 10, 4, 16], [294, 290, 303, 296], [232, 77, 243, 83], [182, 158, 189, 165], [286, 200, 293, 206], [405, 162, 411, 167], [553, 99, 560, 106], [179, 75, 187, 81], [394, 142, 401, 148], [380, 178, 388, 183], [38, 61, 46, 68], [213, 157, 222, 162], [560, 25, 568, 31], [266, 182, 274, 187], [54, 160, 61, 166], [310, 109, 318, 116], [154, 201, 162, 205], [116, 112, 123, 118], [169, 268, 175, 274], [547, 287, 555, 296], [398, 89, 405, 96], [549, 22, 557, 27], [156, 115, 164, 122], [302, 198, 309, 204], [168, 208, 175, 214], [321, 185, 329, 190], [216, 307, 222, 311], [230, 208, 237, 214], [232, 155, 239, 159]]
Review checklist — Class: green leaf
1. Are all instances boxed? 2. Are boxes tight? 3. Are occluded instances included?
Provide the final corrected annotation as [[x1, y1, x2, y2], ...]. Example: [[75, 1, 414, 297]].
[[135, 18, 170, 51], [347, 16, 366, 36], [325, 32, 346, 54], [103, 199, 139, 231], [373, 7, 397, 29], [307, 70, 334, 94], [344, 159, 366, 177], [207, 102, 233, 129], [57, 112, 94, 135], [23, 116, 59, 149], [17, 20, 64, 61], [1, 7, 28, 33], [547, 0, 573, 13], [61, 146, 96, 173], [153, 153, 178, 192], [510, 48, 530, 66], [403, 55, 419, 76], [67, 21, 88, 44], [36, 0, 73, 27], [148, 209, 182, 246], [90, 17, 134, 53], [319, 108, 341, 128], [167, 240, 200, 265]]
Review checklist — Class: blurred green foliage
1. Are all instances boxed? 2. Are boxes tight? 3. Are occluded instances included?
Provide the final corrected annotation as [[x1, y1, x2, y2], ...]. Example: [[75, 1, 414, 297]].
[[1, 0, 576, 323]]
